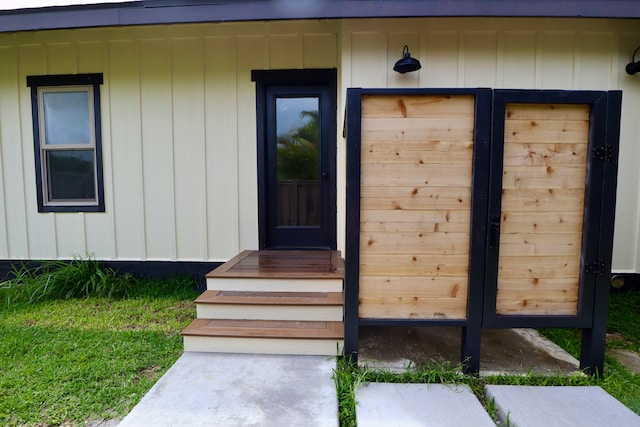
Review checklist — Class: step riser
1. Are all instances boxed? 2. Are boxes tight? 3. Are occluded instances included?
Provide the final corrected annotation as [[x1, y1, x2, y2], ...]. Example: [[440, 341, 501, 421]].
[[207, 277, 343, 293], [183, 336, 344, 356], [196, 304, 343, 321]]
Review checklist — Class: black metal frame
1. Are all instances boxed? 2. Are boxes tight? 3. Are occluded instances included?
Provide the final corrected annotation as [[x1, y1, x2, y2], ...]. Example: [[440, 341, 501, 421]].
[[26, 73, 105, 213], [484, 90, 609, 329], [252, 69, 337, 250], [344, 87, 492, 373], [344, 87, 622, 375]]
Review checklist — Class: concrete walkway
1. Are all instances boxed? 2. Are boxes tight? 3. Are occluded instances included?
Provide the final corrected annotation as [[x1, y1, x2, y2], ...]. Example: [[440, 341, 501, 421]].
[[119, 352, 337, 427], [118, 350, 640, 427]]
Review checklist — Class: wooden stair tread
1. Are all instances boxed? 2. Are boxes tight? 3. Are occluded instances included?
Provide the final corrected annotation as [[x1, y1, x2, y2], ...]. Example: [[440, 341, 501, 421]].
[[182, 319, 344, 339], [207, 250, 344, 279], [196, 290, 343, 306]]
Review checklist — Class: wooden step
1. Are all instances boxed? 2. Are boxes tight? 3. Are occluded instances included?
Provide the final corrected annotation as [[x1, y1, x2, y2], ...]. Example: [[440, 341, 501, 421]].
[[206, 277, 343, 293], [182, 319, 344, 356], [195, 290, 343, 321], [205, 250, 344, 293]]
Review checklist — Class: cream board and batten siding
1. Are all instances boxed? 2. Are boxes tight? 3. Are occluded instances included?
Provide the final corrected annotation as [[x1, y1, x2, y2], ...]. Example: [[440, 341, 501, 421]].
[[341, 18, 640, 273], [0, 21, 339, 262], [0, 17, 640, 270]]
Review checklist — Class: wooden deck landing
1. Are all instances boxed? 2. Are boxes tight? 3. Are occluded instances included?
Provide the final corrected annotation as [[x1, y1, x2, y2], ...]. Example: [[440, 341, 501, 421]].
[[185, 250, 344, 355], [207, 250, 344, 279]]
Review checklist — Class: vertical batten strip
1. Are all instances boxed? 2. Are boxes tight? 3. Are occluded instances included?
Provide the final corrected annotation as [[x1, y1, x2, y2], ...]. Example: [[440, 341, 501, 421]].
[[0, 46, 18, 257], [205, 36, 240, 259], [20, 43, 55, 259]]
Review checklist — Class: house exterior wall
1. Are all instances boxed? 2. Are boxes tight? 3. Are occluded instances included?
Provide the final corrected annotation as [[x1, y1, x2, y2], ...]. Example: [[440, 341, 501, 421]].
[[0, 17, 638, 271], [0, 21, 339, 262]]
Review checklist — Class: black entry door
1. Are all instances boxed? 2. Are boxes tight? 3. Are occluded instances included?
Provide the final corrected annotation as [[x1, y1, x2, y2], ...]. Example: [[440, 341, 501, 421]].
[[252, 69, 337, 250]]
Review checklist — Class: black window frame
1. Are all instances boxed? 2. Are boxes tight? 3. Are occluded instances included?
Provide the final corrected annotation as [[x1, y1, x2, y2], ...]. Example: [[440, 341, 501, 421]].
[[27, 73, 105, 213]]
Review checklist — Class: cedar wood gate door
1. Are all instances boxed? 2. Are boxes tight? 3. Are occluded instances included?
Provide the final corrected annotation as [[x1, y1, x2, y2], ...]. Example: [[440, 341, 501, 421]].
[[344, 88, 622, 374]]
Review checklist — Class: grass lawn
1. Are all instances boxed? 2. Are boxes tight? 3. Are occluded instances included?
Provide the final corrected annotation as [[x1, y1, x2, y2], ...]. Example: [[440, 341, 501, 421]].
[[334, 289, 640, 426], [2, 258, 640, 426], [0, 265, 199, 427]]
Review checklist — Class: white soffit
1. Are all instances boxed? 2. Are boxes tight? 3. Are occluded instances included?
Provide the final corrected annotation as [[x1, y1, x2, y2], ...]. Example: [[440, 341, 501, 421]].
[[0, 0, 138, 11]]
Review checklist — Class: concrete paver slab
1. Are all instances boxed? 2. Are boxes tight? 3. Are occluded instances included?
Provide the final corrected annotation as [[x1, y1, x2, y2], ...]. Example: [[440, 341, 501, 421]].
[[119, 352, 337, 427], [356, 382, 495, 427], [485, 385, 640, 427]]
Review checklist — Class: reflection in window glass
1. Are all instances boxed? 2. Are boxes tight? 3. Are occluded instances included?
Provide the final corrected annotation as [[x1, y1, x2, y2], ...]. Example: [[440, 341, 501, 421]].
[[276, 97, 320, 227], [47, 150, 96, 200], [43, 91, 91, 145]]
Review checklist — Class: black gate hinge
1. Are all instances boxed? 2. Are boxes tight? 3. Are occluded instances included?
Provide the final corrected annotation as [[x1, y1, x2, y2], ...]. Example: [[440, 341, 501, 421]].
[[592, 144, 613, 164], [585, 258, 606, 276]]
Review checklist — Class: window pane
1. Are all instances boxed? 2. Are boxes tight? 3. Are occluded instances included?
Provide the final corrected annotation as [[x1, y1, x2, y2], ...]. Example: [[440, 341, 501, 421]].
[[276, 97, 320, 226], [47, 150, 96, 201], [43, 91, 91, 145]]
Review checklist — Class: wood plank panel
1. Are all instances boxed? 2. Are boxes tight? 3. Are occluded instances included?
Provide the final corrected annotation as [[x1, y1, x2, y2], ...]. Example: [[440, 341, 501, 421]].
[[360, 254, 469, 277], [505, 104, 590, 121], [362, 117, 474, 142], [497, 103, 589, 316], [504, 119, 589, 144], [359, 296, 467, 319], [498, 232, 582, 256], [359, 94, 474, 320], [361, 186, 471, 211], [500, 188, 584, 212], [500, 212, 583, 234], [362, 140, 473, 164], [360, 209, 471, 233], [361, 95, 475, 118], [498, 256, 581, 280], [497, 278, 579, 296], [503, 142, 588, 167], [496, 299, 578, 316], [361, 163, 472, 187], [502, 166, 586, 189], [360, 276, 468, 298], [361, 232, 470, 255]]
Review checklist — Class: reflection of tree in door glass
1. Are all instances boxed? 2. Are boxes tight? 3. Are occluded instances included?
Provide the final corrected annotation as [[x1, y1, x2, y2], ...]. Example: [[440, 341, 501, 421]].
[[276, 97, 320, 226]]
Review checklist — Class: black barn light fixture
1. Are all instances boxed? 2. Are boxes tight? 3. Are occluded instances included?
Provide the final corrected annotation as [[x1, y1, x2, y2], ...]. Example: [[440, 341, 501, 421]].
[[393, 45, 422, 74], [626, 46, 640, 75]]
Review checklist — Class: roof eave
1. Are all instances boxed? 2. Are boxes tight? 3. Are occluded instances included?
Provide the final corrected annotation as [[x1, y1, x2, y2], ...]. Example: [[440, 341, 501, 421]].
[[0, 0, 638, 34]]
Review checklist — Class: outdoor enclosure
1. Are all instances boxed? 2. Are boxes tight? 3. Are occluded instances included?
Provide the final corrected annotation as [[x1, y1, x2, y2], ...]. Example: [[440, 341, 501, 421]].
[[358, 94, 476, 321], [345, 88, 622, 374]]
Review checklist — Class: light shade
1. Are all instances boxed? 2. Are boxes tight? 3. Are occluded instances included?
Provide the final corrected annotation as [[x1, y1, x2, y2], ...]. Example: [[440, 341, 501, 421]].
[[393, 45, 422, 74], [626, 46, 640, 75]]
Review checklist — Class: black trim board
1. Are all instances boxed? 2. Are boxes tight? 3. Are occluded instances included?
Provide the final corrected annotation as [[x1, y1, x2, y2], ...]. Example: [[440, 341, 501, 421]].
[[0, 260, 221, 291], [252, 68, 337, 250], [1, 1, 638, 34], [27, 73, 106, 213], [343, 87, 492, 371]]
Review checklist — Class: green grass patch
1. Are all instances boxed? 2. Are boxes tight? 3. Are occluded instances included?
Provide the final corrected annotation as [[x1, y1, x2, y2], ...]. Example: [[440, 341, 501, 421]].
[[0, 262, 199, 427], [0, 257, 130, 308], [335, 290, 640, 426]]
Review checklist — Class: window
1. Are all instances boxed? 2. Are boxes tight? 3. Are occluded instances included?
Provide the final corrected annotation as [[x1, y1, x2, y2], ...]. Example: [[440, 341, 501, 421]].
[[27, 74, 104, 212]]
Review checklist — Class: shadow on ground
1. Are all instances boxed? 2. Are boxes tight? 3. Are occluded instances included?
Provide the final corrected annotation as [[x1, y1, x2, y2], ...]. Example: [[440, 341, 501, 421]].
[[358, 326, 580, 375]]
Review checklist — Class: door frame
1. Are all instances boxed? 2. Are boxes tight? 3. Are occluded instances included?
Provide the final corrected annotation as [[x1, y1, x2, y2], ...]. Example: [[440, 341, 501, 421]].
[[482, 90, 621, 330], [252, 69, 337, 250]]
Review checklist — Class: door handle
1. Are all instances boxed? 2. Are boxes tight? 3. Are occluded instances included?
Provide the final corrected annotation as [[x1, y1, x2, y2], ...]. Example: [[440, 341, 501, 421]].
[[489, 215, 500, 249], [321, 172, 329, 178]]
